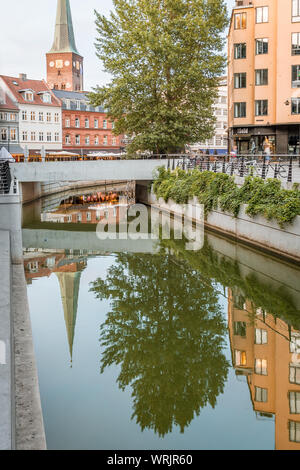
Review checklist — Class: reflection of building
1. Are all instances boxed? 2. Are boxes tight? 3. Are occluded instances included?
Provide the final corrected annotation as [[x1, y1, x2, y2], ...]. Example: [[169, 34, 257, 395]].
[[24, 252, 86, 363], [189, 77, 228, 155], [228, 289, 300, 450], [228, 0, 300, 154]]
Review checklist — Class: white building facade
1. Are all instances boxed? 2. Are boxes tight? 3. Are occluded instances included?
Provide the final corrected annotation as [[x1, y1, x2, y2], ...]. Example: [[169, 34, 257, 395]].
[[0, 75, 62, 153], [189, 77, 228, 155]]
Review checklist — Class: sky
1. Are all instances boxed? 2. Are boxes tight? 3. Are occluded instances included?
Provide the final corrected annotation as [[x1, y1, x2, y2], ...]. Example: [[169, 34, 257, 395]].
[[0, 0, 235, 91]]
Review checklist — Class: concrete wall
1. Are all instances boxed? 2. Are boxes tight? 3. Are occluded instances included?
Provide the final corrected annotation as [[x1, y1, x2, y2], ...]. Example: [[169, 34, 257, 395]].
[[147, 192, 300, 263], [0, 195, 23, 264], [10, 159, 168, 183]]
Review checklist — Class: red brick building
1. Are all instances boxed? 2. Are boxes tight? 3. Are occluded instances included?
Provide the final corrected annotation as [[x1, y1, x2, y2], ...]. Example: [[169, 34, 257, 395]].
[[46, 0, 124, 154]]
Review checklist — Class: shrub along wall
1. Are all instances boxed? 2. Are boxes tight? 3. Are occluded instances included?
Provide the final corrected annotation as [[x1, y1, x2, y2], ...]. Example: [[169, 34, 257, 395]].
[[153, 168, 300, 228]]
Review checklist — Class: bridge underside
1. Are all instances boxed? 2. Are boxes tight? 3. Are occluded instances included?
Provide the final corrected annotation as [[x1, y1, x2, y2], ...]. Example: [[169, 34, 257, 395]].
[[10, 160, 169, 183]]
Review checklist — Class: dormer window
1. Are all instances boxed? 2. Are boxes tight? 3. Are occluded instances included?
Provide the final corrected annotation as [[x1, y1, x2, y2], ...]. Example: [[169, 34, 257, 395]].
[[24, 91, 34, 101], [43, 93, 51, 104]]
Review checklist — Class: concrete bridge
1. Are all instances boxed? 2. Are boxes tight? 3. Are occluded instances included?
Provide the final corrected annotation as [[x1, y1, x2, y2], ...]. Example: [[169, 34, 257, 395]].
[[9, 159, 169, 183]]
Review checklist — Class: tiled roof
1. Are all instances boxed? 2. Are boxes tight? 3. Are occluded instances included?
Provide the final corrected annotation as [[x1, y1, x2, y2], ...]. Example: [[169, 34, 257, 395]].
[[53, 89, 105, 113], [0, 75, 61, 107], [0, 93, 18, 111]]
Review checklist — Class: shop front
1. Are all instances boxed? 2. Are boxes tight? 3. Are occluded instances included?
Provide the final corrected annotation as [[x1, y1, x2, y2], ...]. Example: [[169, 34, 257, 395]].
[[231, 127, 277, 155]]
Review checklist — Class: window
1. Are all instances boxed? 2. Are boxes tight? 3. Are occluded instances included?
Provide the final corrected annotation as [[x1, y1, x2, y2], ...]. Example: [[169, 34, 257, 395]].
[[65, 118, 70, 127], [10, 114, 16, 122], [85, 136, 90, 145], [256, 7, 269, 23], [234, 12, 247, 29], [39, 132, 44, 142], [234, 43, 246, 59], [112, 121, 115, 129], [43, 93, 51, 103], [55, 132, 59, 142], [85, 118, 89, 128], [292, 97, 300, 114], [77, 213, 82, 222], [24, 91, 34, 101], [290, 364, 300, 384], [292, 65, 300, 87], [86, 212, 91, 222], [54, 113, 59, 123], [1, 128, 7, 141], [22, 110, 27, 121], [65, 99, 71, 110], [255, 358, 268, 375], [255, 387, 268, 403], [65, 135, 71, 145], [46, 112, 51, 122], [22, 131, 27, 141], [223, 108, 228, 116], [235, 350, 247, 366], [255, 328, 268, 344], [234, 322, 246, 337], [290, 392, 300, 414], [289, 421, 300, 442], [220, 96, 227, 105], [234, 102, 246, 118], [76, 100, 81, 110], [255, 100, 268, 116], [234, 73, 247, 89], [30, 111, 36, 121], [10, 129, 16, 141], [292, 0, 300, 22], [31, 132, 36, 142], [103, 120, 107, 129], [47, 132, 51, 142], [75, 118, 80, 128], [255, 69, 268, 86], [94, 119, 98, 128], [112, 136, 117, 145], [256, 38, 269, 55], [292, 33, 300, 55], [0, 113, 7, 121], [103, 135, 108, 145], [39, 112, 44, 122], [290, 334, 300, 353], [95, 136, 99, 145], [75, 135, 80, 145]]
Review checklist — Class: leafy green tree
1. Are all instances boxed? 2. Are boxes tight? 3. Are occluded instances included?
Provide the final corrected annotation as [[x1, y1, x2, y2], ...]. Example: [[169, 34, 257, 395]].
[[89, 0, 228, 154], [90, 251, 229, 437]]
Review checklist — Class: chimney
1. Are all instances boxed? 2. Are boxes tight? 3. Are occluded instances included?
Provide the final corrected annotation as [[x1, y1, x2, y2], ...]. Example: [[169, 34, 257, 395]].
[[19, 73, 27, 81]]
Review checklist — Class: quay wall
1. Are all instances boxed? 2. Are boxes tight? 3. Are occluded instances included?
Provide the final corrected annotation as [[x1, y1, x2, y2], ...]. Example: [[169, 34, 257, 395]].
[[136, 185, 300, 264]]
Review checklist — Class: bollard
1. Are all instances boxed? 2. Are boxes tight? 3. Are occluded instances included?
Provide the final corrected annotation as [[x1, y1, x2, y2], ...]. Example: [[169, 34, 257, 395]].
[[288, 156, 293, 182], [262, 156, 266, 180]]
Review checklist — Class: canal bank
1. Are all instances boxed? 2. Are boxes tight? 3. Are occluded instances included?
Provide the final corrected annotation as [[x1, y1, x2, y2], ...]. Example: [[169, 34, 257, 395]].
[[0, 228, 46, 450], [136, 184, 300, 264]]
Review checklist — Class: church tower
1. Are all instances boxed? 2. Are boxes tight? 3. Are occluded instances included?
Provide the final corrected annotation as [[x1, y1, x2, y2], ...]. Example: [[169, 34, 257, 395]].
[[46, 0, 84, 92]]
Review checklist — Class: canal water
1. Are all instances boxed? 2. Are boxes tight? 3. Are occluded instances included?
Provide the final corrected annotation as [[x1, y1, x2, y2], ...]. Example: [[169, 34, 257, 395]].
[[21, 188, 300, 450]]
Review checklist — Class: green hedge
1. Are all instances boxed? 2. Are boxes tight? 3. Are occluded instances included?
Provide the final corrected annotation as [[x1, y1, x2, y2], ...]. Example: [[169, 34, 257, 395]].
[[153, 168, 300, 227]]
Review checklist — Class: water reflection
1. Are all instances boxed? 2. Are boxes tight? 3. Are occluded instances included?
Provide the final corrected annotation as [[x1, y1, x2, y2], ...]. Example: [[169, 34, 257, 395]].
[[90, 252, 229, 437], [22, 194, 300, 449]]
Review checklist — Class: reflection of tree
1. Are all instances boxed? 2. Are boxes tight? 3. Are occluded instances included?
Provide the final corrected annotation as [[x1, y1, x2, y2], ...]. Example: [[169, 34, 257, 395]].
[[90, 252, 229, 437]]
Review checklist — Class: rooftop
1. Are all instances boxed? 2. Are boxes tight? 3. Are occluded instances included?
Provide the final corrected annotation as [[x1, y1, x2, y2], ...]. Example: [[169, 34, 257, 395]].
[[0, 75, 61, 108]]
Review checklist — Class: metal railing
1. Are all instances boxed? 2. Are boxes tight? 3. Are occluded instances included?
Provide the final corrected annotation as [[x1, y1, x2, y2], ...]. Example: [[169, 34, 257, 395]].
[[0, 161, 18, 195]]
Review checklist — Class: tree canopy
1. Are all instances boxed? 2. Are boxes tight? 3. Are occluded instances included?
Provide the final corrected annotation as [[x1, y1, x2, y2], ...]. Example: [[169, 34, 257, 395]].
[[89, 0, 229, 154]]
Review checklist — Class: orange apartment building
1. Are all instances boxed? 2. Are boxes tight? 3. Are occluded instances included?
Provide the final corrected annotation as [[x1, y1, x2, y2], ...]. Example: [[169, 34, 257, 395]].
[[228, 290, 300, 450], [228, 0, 300, 154]]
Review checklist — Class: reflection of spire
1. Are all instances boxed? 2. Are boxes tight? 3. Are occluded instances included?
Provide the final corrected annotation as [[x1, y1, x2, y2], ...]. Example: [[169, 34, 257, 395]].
[[56, 271, 82, 363]]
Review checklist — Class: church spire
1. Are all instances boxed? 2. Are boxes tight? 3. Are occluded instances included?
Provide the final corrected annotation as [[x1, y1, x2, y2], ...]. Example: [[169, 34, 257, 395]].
[[49, 0, 79, 54]]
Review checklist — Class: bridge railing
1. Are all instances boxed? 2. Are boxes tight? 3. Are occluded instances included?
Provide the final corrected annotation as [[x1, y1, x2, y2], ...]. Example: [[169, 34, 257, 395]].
[[0, 161, 18, 195]]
